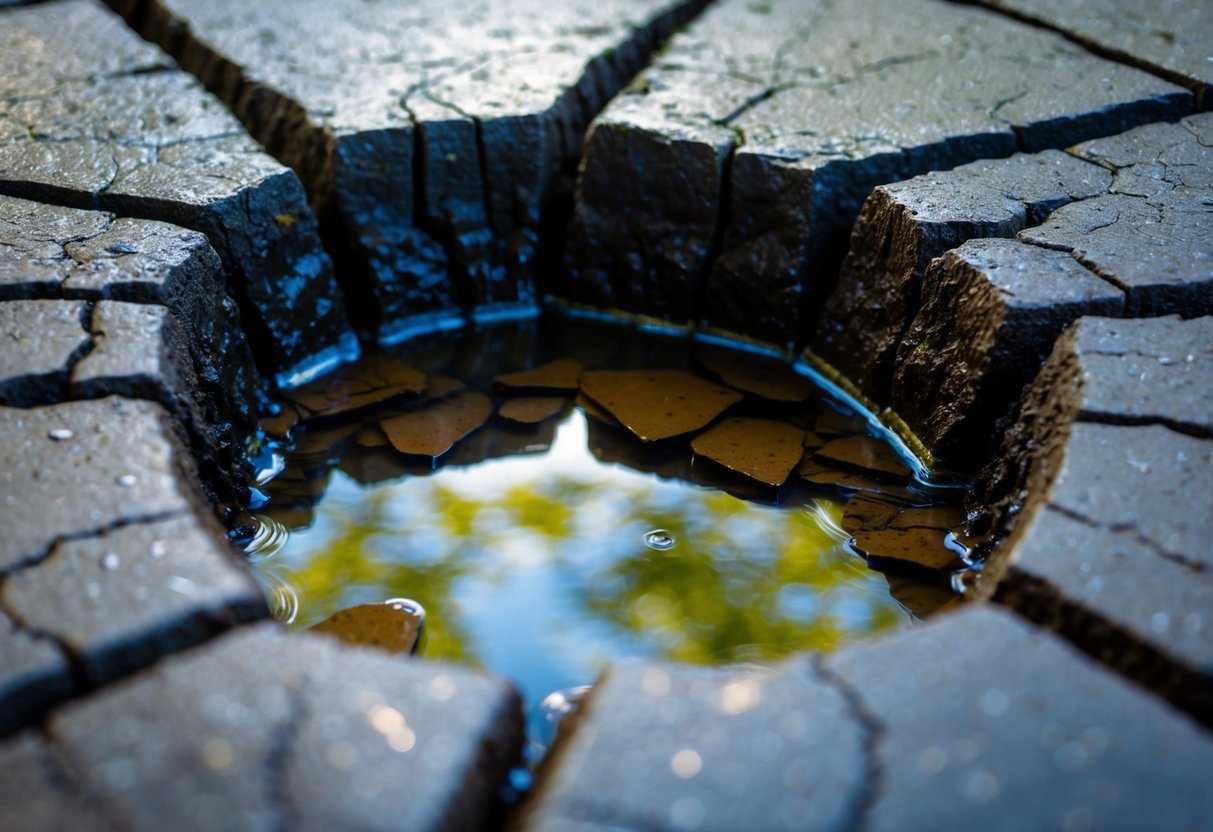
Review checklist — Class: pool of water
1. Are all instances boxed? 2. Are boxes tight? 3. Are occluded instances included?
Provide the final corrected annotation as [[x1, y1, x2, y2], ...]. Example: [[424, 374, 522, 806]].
[[245, 314, 967, 714]]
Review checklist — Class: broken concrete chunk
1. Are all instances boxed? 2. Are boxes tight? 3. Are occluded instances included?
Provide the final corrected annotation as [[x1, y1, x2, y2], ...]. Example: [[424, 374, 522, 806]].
[[580, 369, 742, 442], [0, 301, 89, 406], [813, 149, 1113, 403], [826, 606, 1213, 829], [309, 602, 423, 656], [0, 398, 199, 574], [890, 237, 1124, 466], [515, 659, 868, 831], [499, 396, 568, 426], [563, 0, 1188, 348], [495, 359, 584, 393], [381, 392, 493, 458], [815, 436, 912, 482], [2, 514, 265, 687], [0, 0, 357, 385], [973, 0, 1213, 106], [51, 624, 523, 832], [124, 0, 710, 341], [690, 417, 804, 486]]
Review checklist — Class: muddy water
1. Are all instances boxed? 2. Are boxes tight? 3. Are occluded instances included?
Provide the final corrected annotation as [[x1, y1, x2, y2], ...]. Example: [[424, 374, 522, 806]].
[[245, 314, 970, 711]]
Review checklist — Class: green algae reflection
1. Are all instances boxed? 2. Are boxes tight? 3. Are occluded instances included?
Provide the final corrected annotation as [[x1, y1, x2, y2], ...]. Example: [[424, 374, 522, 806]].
[[261, 413, 909, 704]]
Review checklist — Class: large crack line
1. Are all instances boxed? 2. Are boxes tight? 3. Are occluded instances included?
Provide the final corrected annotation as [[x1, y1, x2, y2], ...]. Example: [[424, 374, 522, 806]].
[[812, 654, 885, 832]]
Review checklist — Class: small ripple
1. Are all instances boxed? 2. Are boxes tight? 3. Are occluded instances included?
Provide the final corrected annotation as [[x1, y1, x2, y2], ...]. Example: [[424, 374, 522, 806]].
[[244, 515, 289, 563]]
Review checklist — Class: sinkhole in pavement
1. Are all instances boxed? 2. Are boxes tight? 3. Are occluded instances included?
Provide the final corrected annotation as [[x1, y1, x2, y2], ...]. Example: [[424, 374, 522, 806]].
[[241, 312, 978, 753]]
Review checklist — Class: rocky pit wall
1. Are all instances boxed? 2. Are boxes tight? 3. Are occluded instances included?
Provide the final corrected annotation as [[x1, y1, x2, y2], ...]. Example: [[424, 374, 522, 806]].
[[1, 0, 1211, 829]]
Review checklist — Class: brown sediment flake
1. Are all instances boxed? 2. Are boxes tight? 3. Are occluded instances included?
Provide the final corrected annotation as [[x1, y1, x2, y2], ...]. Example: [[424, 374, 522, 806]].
[[852, 527, 965, 572], [579, 369, 742, 442], [885, 574, 962, 618], [354, 426, 389, 448], [795, 458, 919, 500], [813, 408, 870, 438], [815, 436, 912, 482], [695, 348, 815, 403], [381, 392, 493, 459], [889, 504, 967, 531], [575, 391, 619, 425], [308, 603, 422, 655], [802, 430, 828, 450], [842, 494, 903, 535], [260, 408, 299, 440], [690, 417, 804, 486], [494, 359, 583, 393], [586, 419, 695, 482], [289, 356, 427, 419], [499, 396, 568, 425], [418, 375, 467, 402]]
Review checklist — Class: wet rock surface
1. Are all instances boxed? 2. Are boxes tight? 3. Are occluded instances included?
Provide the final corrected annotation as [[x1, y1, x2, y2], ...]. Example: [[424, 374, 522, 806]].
[[974, 0, 1213, 106], [123, 0, 710, 341], [816, 112, 1213, 408], [37, 623, 522, 832], [0, 611, 74, 736], [976, 314, 1213, 724], [0, 0, 356, 384], [562, 0, 1189, 346], [0, 301, 91, 406], [891, 238, 1123, 465]]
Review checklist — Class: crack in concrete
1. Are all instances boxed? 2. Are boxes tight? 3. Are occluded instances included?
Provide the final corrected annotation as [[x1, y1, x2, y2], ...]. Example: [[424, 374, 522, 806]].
[[1046, 502, 1206, 573], [265, 677, 310, 832], [0, 508, 190, 579], [812, 654, 884, 832]]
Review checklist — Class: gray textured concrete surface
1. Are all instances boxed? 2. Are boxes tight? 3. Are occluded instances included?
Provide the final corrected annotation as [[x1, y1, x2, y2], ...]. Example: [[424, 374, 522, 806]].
[[120, 0, 709, 343], [0, 300, 91, 406], [975, 315, 1213, 725], [43, 624, 523, 832], [561, 0, 1190, 347], [974, 0, 1213, 107], [0, 0, 357, 385], [0, 610, 74, 736]]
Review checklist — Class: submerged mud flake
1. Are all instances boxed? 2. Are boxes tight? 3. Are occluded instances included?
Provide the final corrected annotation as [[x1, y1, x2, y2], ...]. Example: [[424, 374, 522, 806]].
[[852, 526, 965, 572], [355, 426, 389, 448], [696, 349, 816, 403], [576, 391, 619, 425], [494, 358, 584, 392], [795, 458, 919, 500], [381, 392, 493, 458], [815, 436, 913, 482], [309, 603, 422, 655], [890, 504, 967, 531], [691, 417, 805, 486], [814, 408, 870, 438], [420, 375, 467, 401], [842, 494, 904, 535], [499, 396, 568, 425], [580, 369, 743, 442], [885, 575, 961, 619], [290, 355, 427, 418]]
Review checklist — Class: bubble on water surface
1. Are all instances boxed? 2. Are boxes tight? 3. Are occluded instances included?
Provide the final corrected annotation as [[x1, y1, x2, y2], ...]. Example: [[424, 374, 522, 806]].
[[644, 529, 677, 551]]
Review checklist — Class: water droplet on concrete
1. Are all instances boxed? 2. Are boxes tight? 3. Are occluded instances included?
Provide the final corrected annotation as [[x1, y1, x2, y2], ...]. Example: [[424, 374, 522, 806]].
[[644, 529, 677, 551], [48, 428, 73, 441], [116, 474, 138, 487], [101, 552, 120, 571]]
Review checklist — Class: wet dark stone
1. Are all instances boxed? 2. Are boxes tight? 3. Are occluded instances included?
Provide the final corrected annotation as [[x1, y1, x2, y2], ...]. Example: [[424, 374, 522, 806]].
[[825, 605, 1213, 829], [0, 397, 201, 574], [50, 623, 523, 831], [2, 514, 266, 688], [974, 0, 1213, 107], [561, 0, 1189, 348], [813, 151, 1111, 403], [0, 301, 90, 407], [124, 0, 710, 342], [515, 659, 868, 832], [0, 0, 357, 385], [975, 315, 1213, 724], [890, 238, 1123, 466]]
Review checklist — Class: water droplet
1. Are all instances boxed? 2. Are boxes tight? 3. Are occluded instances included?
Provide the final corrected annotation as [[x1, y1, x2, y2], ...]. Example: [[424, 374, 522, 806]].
[[116, 474, 138, 487], [385, 597, 426, 623], [644, 529, 677, 550], [101, 552, 120, 571], [149, 540, 168, 559], [48, 428, 73, 441], [528, 686, 592, 756]]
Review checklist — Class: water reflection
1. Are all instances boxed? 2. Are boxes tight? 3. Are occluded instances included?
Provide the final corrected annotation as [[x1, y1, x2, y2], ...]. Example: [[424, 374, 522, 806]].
[[257, 412, 910, 705]]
